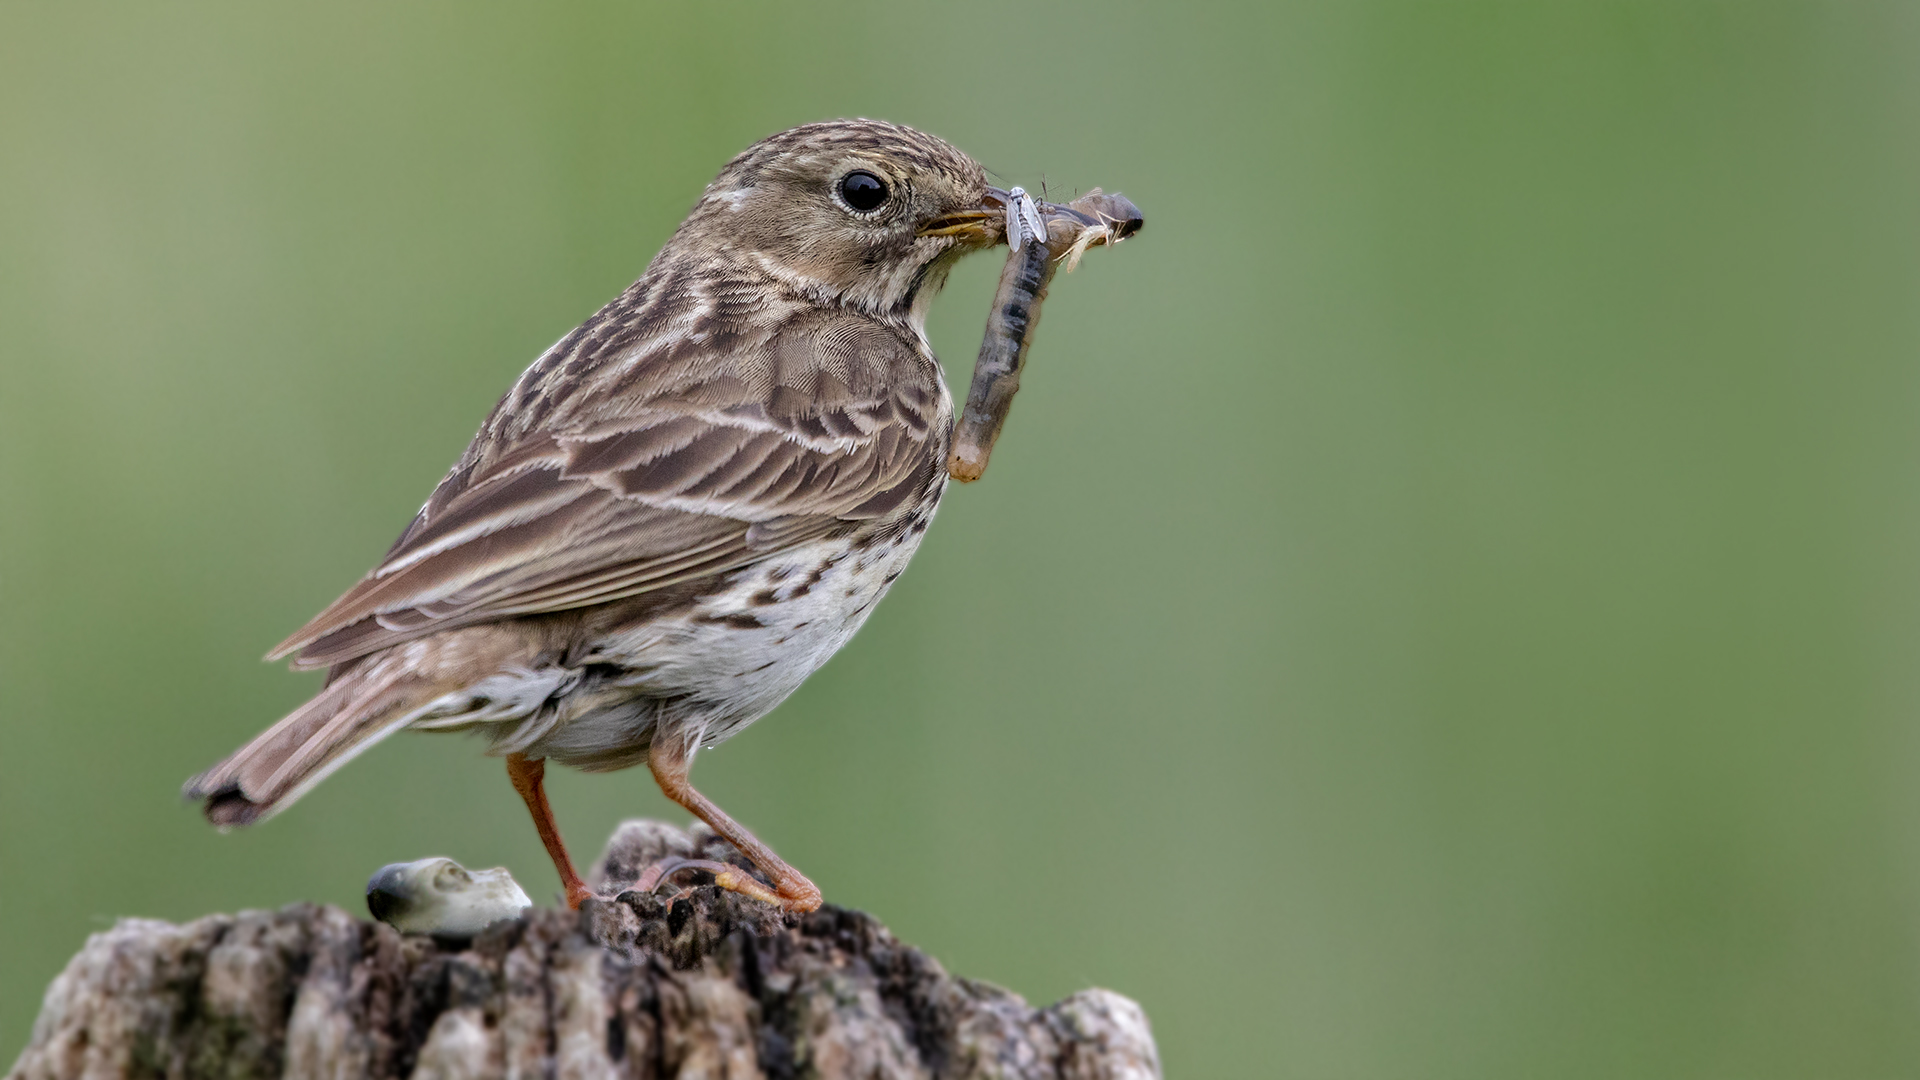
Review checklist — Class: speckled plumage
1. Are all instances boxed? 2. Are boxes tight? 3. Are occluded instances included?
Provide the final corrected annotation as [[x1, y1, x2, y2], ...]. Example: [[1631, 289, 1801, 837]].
[[186, 120, 1011, 911]]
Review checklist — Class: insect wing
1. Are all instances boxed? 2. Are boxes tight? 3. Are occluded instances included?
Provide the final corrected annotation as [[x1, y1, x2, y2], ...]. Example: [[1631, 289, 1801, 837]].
[[1019, 196, 1048, 251]]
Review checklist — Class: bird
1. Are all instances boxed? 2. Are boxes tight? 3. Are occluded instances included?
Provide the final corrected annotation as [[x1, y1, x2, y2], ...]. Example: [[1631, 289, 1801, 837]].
[[184, 119, 1025, 913]]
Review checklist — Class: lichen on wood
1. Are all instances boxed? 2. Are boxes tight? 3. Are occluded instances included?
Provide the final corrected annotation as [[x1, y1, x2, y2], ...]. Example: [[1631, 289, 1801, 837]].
[[8, 821, 1160, 1080]]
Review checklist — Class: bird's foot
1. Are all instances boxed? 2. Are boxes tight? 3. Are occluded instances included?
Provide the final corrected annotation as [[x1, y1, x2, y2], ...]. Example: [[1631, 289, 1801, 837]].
[[625, 856, 820, 913]]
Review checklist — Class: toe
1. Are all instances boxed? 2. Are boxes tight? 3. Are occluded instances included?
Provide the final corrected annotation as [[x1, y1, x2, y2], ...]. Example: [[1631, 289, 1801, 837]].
[[778, 880, 823, 913]]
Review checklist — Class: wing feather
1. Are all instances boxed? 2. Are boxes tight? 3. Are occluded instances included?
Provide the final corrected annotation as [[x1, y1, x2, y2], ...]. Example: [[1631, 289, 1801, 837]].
[[271, 303, 944, 669]]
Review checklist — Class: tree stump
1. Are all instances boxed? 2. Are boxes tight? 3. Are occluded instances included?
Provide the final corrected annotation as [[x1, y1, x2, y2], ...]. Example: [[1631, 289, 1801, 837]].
[[8, 821, 1160, 1080]]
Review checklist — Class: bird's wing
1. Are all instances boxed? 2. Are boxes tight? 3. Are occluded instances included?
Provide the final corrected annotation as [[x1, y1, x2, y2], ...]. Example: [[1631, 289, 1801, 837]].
[[271, 304, 945, 670]]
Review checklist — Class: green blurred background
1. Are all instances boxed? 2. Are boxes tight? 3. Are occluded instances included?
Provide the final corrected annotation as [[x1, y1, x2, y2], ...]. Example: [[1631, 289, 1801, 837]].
[[4, 2, 1919, 1075]]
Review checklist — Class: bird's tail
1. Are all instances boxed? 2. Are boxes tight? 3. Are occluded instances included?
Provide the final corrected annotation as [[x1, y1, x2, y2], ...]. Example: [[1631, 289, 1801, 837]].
[[184, 657, 435, 826]]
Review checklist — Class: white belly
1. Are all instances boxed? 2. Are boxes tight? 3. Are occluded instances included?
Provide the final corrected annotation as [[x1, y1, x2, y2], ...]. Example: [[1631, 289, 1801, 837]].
[[659, 533, 925, 740], [416, 498, 942, 772]]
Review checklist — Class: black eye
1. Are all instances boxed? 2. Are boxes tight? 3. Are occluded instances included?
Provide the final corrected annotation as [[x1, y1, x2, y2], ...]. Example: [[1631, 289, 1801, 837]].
[[839, 171, 889, 213]]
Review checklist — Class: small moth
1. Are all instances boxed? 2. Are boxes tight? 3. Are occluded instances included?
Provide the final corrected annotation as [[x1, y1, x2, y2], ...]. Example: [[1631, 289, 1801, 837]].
[[949, 189, 1143, 482], [1003, 185, 1050, 254]]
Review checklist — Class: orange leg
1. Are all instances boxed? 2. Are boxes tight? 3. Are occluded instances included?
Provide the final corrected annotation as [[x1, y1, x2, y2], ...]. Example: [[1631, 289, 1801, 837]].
[[506, 753, 594, 910], [647, 735, 823, 913]]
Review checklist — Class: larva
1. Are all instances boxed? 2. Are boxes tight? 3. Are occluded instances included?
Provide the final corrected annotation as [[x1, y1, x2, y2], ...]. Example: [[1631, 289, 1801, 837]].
[[948, 188, 1143, 482]]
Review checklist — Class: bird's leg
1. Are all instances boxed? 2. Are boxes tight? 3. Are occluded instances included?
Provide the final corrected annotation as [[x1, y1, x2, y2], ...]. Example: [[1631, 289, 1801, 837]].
[[505, 753, 594, 910], [644, 736, 823, 913]]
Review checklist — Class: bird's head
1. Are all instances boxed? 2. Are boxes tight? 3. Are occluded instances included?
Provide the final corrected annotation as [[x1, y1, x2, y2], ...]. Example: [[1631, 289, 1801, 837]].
[[673, 119, 1013, 324]]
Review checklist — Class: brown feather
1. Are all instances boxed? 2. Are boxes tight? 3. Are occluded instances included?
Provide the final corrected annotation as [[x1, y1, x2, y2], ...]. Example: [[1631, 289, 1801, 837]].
[[270, 306, 944, 669], [184, 657, 426, 824]]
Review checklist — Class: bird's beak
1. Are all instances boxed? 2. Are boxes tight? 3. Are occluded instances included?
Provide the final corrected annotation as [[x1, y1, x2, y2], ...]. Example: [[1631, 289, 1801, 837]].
[[918, 186, 1146, 247], [916, 186, 1016, 244]]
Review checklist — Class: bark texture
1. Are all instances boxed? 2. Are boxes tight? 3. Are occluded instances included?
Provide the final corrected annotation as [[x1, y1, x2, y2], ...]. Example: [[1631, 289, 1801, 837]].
[[8, 821, 1159, 1080]]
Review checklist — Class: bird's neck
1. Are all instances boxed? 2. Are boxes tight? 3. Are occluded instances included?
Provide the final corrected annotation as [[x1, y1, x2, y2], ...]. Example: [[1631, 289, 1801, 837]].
[[734, 246, 957, 357]]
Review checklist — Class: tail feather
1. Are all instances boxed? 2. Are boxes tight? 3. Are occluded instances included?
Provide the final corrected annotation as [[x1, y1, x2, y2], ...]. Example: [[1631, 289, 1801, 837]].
[[184, 659, 432, 826]]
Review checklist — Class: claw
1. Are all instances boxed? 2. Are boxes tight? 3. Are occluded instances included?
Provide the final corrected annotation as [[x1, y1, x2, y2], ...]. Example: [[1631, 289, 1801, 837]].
[[626, 856, 786, 909]]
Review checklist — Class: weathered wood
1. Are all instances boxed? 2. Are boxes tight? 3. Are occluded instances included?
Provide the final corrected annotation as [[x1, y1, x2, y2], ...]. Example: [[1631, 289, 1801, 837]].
[[8, 821, 1159, 1080]]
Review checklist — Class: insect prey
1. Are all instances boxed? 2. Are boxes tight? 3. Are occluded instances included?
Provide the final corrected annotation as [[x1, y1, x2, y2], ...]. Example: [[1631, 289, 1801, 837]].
[[948, 189, 1144, 483]]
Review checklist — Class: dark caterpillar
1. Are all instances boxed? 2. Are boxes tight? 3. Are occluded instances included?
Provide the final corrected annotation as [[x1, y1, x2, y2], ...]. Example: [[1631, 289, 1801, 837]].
[[948, 188, 1144, 482]]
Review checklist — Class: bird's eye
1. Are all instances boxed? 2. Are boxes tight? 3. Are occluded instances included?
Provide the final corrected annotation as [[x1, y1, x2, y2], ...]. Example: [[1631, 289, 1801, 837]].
[[838, 171, 889, 213]]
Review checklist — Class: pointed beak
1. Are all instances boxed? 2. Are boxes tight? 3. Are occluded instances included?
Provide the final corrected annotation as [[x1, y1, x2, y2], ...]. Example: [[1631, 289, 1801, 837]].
[[918, 187, 1146, 247], [916, 186, 1016, 244]]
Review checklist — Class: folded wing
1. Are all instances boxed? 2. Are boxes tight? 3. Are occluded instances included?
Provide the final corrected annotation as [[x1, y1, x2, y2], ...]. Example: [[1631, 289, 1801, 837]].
[[272, 308, 944, 670]]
